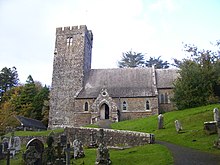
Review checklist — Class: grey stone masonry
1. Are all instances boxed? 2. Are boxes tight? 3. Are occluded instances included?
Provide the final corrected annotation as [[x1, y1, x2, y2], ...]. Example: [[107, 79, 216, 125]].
[[65, 127, 154, 147], [49, 25, 93, 129]]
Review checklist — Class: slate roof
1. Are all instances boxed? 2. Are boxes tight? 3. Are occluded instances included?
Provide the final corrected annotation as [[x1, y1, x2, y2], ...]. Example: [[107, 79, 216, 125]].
[[15, 116, 47, 130], [156, 69, 179, 89], [77, 67, 178, 99]]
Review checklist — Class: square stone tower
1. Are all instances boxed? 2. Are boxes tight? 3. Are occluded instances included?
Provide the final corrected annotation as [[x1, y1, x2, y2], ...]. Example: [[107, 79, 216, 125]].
[[48, 25, 93, 129]]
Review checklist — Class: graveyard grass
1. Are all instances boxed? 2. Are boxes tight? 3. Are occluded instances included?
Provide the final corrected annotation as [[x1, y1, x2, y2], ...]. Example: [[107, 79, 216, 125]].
[[111, 104, 220, 154], [1, 104, 220, 164]]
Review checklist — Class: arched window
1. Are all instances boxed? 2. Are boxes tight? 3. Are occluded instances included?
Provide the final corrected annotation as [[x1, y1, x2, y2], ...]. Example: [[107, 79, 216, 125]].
[[146, 100, 150, 110], [67, 37, 73, 46], [160, 94, 164, 104], [85, 102, 88, 111], [122, 101, 127, 111]]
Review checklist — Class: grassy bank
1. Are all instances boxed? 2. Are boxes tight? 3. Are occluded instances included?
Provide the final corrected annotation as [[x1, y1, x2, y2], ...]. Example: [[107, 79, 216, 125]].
[[111, 104, 220, 154]]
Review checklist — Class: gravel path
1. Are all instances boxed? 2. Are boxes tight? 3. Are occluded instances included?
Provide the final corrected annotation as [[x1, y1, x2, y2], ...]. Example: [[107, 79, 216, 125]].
[[157, 141, 220, 165]]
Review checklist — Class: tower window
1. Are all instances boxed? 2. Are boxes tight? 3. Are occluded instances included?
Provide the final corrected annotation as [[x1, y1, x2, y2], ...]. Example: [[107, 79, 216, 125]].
[[67, 37, 73, 46], [122, 101, 127, 111], [85, 102, 89, 111], [146, 100, 150, 110]]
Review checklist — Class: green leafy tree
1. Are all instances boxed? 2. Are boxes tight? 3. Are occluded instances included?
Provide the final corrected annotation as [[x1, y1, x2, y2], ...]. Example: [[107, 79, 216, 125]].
[[145, 56, 170, 69], [172, 42, 220, 109], [118, 51, 145, 68]]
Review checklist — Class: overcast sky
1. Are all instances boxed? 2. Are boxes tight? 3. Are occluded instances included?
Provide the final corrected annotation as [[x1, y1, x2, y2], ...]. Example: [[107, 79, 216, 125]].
[[0, 0, 220, 86]]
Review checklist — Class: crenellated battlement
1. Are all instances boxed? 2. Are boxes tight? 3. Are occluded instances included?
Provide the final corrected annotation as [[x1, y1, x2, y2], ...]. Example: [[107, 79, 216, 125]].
[[56, 25, 88, 35]]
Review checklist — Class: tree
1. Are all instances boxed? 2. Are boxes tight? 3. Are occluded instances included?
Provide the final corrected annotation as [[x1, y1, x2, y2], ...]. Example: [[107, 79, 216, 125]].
[[145, 56, 170, 69], [18, 75, 37, 117], [172, 42, 220, 110], [0, 67, 19, 99], [118, 51, 145, 68], [32, 85, 50, 120]]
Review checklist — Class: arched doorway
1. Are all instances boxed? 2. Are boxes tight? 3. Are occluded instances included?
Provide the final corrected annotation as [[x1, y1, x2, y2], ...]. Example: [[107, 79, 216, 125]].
[[100, 103, 109, 119]]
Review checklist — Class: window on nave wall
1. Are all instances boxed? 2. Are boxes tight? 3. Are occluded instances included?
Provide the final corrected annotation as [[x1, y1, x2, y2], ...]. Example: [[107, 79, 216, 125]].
[[146, 100, 150, 110], [84, 102, 89, 111], [122, 101, 127, 111], [159, 93, 169, 104]]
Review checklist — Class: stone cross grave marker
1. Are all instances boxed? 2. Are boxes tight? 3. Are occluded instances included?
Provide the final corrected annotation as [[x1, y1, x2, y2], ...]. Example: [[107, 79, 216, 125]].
[[23, 138, 44, 165], [174, 120, 182, 133], [64, 143, 74, 165], [213, 108, 219, 122], [89, 131, 97, 148], [158, 114, 164, 129]]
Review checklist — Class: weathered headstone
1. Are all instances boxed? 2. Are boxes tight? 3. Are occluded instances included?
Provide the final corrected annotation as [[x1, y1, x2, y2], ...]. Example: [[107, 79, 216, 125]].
[[8, 131, 16, 157], [175, 120, 182, 133], [42, 134, 56, 165], [158, 114, 164, 129], [213, 108, 219, 122], [0, 142, 4, 160], [60, 134, 67, 147], [2, 138, 9, 153], [204, 121, 217, 135], [95, 128, 111, 165], [95, 143, 111, 165], [89, 131, 97, 148], [23, 146, 41, 165], [73, 139, 85, 159], [23, 138, 44, 165], [14, 136, 21, 153], [55, 142, 66, 165]]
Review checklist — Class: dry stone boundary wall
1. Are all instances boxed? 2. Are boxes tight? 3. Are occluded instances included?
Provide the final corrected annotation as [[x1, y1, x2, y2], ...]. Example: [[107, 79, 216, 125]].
[[65, 127, 154, 147], [18, 128, 154, 147]]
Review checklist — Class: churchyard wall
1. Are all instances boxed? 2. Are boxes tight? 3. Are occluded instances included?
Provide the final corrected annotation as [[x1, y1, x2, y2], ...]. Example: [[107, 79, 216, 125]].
[[65, 127, 154, 147]]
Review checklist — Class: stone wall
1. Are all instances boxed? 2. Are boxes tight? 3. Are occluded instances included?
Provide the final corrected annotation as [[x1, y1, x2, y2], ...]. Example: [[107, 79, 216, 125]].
[[65, 127, 154, 147]]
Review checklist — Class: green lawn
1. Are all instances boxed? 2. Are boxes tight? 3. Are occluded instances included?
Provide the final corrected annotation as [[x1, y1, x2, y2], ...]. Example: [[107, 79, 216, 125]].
[[111, 104, 220, 154], [0, 144, 173, 165]]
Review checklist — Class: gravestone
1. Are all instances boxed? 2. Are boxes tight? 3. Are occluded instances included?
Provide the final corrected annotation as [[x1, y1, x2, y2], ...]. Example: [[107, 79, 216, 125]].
[[60, 134, 67, 147], [89, 131, 97, 148], [0, 142, 4, 160], [64, 143, 74, 165], [73, 139, 85, 159], [95, 143, 111, 165], [23, 138, 44, 165], [175, 120, 182, 133], [158, 114, 164, 129], [14, 136, 21, 153], [2, 138, 9, 153], [204, 121, 217, 135], [55, 142, 66, 165], [95, 129, 111, 165], [23, 146, 41, 165], [42, 134, 56, 165], [213, 108, 219, 122]]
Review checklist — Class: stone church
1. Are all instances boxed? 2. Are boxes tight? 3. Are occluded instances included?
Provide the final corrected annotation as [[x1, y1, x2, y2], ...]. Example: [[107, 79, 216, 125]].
[[48, 25, 178, 129]]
